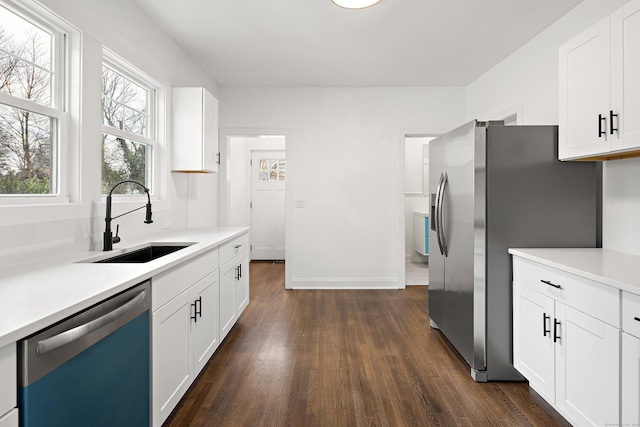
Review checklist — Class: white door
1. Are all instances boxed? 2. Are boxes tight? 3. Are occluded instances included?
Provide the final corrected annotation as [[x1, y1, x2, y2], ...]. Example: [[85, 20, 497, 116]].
[[251, 150, 285, 260]]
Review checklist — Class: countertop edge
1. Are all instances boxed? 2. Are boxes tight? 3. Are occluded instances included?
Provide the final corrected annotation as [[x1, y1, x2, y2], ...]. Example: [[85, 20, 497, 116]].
[[508, 247, 640, 296], [0, 227, 249, 349]]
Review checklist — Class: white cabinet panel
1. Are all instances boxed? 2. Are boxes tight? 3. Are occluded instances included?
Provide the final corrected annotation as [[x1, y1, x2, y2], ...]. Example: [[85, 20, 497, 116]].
[[622, 332, 640, 427], [513, 284, 555, 403], [0, 409, 18, 427], [219, 260, 237, 340], [172, 87, 219, 172], [559, 16, 611, 159], [191, 270, 220, 376], [152, 289, 192, 427], [555, 304, 620, 427], [0, 344, 16, 424]]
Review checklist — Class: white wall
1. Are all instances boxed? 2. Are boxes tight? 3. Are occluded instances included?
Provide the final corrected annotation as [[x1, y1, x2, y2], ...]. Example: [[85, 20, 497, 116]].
[[0, 0, 217, 259], [219, 87, 465, 288], [466, 0, 640, 255]]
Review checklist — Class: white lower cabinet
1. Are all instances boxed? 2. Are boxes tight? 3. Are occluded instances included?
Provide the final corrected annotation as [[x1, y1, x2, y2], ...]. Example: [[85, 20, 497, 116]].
[[151, 249, 221, 427], [622, 291, 640, 425], [0, 344, 17, 427], [151, 231, 250, 427], [513, 257, 620, 427], [219, 234, 250, 341]]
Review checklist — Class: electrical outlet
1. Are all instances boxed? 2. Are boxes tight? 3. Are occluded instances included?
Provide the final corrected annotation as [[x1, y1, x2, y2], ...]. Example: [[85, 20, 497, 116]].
[[295, 200, 305, 208], [162, 220, 171, 229]]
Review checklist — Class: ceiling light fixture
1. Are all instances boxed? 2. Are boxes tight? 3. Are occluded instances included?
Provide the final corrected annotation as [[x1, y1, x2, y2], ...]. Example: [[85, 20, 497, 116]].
[[331, 0, 381, 10]]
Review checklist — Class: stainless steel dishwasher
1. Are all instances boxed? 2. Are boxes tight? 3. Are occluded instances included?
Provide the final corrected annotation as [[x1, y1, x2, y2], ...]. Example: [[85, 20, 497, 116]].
[[18, 280, 151, 427]]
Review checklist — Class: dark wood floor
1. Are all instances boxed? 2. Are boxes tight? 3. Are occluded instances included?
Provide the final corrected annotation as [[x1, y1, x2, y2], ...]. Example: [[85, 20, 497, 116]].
[[163, 261, 570, 427]]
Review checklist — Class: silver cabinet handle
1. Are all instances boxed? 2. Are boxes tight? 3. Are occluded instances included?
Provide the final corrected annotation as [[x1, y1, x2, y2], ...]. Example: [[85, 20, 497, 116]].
[[36, 290, 147, 355]]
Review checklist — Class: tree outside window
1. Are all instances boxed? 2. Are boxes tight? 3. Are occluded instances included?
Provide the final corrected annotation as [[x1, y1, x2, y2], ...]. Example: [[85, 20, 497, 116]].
[[0, 5, 56, 195], [101, 63, 154, 195]]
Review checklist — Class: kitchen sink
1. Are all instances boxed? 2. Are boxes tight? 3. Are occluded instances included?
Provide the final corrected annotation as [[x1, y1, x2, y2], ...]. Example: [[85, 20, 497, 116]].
[[81, 243, 195, 264]]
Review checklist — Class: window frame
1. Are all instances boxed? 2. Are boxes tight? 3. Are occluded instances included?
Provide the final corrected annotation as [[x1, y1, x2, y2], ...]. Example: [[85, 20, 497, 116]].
[[0, 0, 72, 204], [101, 49, 163, 199]]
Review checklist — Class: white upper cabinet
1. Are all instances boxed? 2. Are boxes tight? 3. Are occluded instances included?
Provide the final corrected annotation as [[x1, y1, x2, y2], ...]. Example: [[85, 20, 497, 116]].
[[559, 0, 640, 160], [172, 87, 219, 172]]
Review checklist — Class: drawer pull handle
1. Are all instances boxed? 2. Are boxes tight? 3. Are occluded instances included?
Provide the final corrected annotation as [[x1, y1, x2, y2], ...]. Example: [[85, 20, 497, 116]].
[[543, 313, 550, 337], [634, 317, 640, 322], [235, 244, 242, 249], [541, 279, 561, 289]]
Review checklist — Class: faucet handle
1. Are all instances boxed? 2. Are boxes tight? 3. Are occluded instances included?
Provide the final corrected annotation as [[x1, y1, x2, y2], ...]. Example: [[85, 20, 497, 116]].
[[112, 224, 121, 244]]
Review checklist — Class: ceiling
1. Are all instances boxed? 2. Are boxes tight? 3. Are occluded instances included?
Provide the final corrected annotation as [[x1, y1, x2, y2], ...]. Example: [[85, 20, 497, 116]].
[[133, 0, 582, 87]]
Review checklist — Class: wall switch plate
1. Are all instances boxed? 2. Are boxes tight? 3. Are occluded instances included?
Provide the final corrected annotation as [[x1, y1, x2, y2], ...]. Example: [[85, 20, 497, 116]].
[[295, 200, 305, 208], [162, 220, 171, 229]]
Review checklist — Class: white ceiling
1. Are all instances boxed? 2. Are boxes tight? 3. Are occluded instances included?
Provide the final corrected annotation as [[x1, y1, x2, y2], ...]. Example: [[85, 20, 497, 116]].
[[133, 0, 582, 87]]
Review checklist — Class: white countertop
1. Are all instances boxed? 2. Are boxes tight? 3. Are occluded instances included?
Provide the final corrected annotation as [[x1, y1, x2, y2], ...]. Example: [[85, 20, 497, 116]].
[[413, 211, 429, 217], [508, 247, 640, 296], [0, 227, 248, 349]]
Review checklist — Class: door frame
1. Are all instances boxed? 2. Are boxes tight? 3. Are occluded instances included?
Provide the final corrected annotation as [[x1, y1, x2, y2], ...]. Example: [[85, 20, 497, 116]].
[[219, 128, 293, 288], [398, 128, 448, 288]]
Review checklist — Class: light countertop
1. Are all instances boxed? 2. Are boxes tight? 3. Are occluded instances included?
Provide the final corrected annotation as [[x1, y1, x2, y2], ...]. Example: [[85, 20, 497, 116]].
[[0, 227, 248, 349], [508, 247, 640, 296]]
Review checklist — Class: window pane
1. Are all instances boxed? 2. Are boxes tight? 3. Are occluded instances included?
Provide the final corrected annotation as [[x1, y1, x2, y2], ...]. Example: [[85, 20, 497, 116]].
[[101, 66, 149, 137], [0, 6, 53, 107], [0, 104, 53, 194], [102, 133, 148, 194]]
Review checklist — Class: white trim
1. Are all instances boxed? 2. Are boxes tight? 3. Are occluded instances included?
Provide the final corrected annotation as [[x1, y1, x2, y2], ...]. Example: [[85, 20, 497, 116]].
[[289, 277, 402, 290]]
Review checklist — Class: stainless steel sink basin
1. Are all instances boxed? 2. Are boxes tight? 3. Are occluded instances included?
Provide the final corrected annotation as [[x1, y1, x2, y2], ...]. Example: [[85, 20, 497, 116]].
[[81, 243, 195, 264]]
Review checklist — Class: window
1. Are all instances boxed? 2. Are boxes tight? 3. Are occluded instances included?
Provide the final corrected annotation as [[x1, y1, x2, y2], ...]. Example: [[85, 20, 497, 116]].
[[0, 2, 66, 197], [101, 52, 159, 195], [259, 159, 286, 182]]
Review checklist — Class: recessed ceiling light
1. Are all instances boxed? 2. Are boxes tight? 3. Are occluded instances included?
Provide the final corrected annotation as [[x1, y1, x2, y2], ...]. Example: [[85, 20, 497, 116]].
[[331, 0, 381, 10]]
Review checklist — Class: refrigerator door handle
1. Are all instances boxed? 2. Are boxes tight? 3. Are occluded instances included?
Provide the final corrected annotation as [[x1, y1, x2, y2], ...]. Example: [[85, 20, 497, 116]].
[[434, 173, 445, 255], [439, 172, 449, 257]]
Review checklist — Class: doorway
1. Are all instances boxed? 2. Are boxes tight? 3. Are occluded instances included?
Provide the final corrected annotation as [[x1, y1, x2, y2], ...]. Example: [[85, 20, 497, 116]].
[[223, 134, 287, 263], [404, 135, 435, 285], [251, 150, 285, 260]]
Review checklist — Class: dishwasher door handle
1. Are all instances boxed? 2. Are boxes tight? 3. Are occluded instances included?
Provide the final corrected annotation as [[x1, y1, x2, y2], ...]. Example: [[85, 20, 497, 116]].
[[36, 289, 147, 355]]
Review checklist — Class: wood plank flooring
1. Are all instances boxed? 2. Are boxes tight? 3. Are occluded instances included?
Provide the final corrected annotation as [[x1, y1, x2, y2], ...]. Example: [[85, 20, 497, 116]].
[[163, 261, 569, 427]]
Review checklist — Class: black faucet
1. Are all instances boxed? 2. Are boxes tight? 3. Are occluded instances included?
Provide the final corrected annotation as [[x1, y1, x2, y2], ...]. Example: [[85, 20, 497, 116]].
[[103, 180, 153, 251]]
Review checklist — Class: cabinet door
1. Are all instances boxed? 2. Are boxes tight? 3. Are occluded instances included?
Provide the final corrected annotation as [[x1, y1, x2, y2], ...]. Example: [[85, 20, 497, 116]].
[[0, 344, 16, 419], [235, 251, 250, 316], [513, 284, 555, 403], [555, 303, 620, 427], [152, 289, 193, 427], [202, 89, 219, 172], [191, 270, 220, 376], [0, 409, 18, 427], [623, 332, 640, 426], [219, 260, 237, 340], [559, 16, 611, 159], [611, 1, 640, 151]]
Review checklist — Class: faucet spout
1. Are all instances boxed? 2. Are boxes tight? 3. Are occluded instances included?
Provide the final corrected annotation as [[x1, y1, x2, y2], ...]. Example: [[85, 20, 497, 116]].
[[103, 180, 153, 251]]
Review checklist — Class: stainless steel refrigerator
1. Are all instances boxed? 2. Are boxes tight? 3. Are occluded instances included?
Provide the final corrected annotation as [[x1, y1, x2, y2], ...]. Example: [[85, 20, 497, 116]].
[[428, 120, 600, 382]]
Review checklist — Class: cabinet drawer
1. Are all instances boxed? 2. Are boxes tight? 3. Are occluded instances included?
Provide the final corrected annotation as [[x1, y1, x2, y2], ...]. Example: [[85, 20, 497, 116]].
[[152, 248, 219, 311], [512, 257, 619, 327], [0, 344, 16, 418], [623, 291, 640, 338], [219, 233, 249, 266]]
